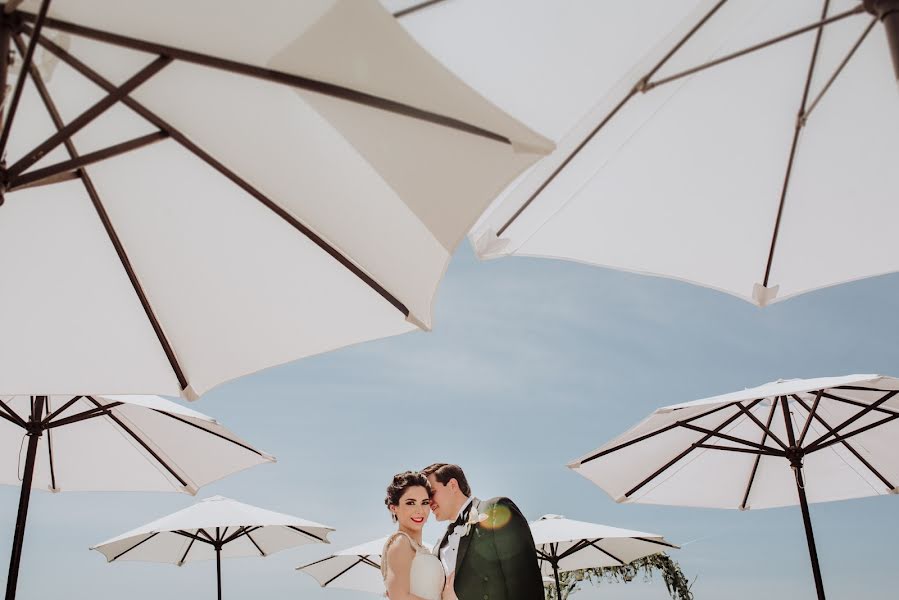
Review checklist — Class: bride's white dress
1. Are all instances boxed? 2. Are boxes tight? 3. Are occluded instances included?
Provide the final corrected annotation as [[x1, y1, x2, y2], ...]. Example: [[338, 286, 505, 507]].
[[382, 532, 445, 600]]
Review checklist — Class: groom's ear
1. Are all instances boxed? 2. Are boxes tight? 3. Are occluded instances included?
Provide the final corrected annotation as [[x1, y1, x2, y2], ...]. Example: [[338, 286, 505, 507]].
[[448, 478, 459, 493]]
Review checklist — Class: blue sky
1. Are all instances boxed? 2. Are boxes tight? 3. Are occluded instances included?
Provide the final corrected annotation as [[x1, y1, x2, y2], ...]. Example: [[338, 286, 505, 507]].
[[4, 245, 899, 599]]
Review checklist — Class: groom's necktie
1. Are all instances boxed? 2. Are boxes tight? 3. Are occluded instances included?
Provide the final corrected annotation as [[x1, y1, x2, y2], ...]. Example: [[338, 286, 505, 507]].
[[440, 505, 470, 549]]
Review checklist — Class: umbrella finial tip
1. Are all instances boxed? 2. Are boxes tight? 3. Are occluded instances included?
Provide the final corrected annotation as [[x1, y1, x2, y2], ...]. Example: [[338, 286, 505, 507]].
[[752, 283, 779, 307], [182, 385, 200, 402]]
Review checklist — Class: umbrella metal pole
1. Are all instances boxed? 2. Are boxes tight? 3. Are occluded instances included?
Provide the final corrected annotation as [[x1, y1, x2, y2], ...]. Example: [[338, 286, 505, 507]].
[[793, 468, 826, 600], [552, 561, 563, 600], [215, 544, 222, 600], [5, 396, 45, 600]]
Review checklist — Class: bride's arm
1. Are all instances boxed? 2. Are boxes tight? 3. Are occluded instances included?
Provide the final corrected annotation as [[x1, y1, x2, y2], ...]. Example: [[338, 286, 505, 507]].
[[384, 538, 430, 600]]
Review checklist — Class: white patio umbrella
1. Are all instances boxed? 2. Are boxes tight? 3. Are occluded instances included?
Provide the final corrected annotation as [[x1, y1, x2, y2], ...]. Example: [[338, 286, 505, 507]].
[[531, 514, 678, 600], [569, 374, 899, 600], [296, 535, 389, 595], [1, 394, 273, 599], [92, 495, 333, 600], [404, 0, 899, 306], [0, 0, 552, 400]]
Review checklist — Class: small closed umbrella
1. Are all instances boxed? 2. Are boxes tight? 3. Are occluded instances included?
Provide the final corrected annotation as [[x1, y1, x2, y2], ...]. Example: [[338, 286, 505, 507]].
[[1, 394, 272, 600], [569, 374, 899, 600], [530, 514, 678, 600], [92, 495, 333, 600], [297, 535, 389, 595]]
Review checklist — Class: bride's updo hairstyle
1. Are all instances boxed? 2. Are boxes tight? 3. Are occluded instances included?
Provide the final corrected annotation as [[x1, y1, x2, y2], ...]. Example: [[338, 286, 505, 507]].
[[385, 471, 431, 522]]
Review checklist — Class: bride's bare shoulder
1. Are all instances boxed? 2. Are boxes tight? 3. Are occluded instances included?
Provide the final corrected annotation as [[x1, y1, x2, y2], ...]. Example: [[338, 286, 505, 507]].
[[382, 533, 416, 573]]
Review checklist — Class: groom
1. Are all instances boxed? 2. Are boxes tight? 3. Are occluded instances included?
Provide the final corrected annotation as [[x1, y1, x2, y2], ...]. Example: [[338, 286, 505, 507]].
[[422, 463, 544, 600]]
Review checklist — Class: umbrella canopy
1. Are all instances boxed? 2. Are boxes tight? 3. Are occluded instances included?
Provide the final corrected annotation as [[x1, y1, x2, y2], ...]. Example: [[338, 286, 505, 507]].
[[531, 514, 677, 573], [531, 514, 677, 600], [569, 374, 899, 600], [1, 394, 272, 599], [431, 0, 899, 307], [92, 496, 334, 599], [297, 536, 389, 595], [0, 394, 273, 493], [0, 0, 553, 400]]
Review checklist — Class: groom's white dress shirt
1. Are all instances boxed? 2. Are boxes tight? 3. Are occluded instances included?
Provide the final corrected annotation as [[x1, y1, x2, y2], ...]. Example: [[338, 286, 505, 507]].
[[439, 496, 473, 575]]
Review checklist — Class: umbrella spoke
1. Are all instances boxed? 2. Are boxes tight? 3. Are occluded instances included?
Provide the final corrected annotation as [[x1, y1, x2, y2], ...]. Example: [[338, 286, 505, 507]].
[[734, 402, 790, 450], [6, 54, 172, 179], [85, 396, 191, 489], [41, 396, 82, 425], [817, 390, 899, 417], [804, 16, 878, 121], [359, 555, 380, 569], [557, 539, 593, 561], [393, 0, 449, 18], [151, 411, 267, 458], [643, 4, 865, 91], [740, 399, 780, 510], [244, 530, 266, 557], [0, 399, 26, 428], [585, 540, 626, 566], [174, 529, 214, 545], [762, 0, 833, 290], [43, 402, 124, 429], [694, 443, 782, 456], [197, 529, 216, 544], [793, 396, 895, 490], [287, 525, 328, 543], [0, 0, 51, 158], [623, 399, 762, 499], [15, 10, 511, 145], [810, 412, 899, 454], [14, 32, 193, 398], [633, 536, 679, 549], [495, 0, 730, 237], [679, 421, 782, 453], [9, 132, 169, 191], [324, 557, 367, 586], [177, 534, 197, 566], [796, 392, 823, 447], [112, 532, 159, 561], [29, 30, 414, 322], [577, 401, 738, 465], [806, 390, 899, 449]]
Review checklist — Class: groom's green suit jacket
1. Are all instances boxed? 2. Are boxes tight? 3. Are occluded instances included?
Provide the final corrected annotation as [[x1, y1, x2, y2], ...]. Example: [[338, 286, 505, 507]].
[[450, 496, 544, 600]]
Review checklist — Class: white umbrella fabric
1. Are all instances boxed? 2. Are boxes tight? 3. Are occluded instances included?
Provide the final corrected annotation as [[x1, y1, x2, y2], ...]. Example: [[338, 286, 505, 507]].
[[297, 535, 389, 595], [0, 0, 553, 400], [426, 0, 899, 307], [2, 394, 273, 599], [531, 514, 678, 599], [92, 495, 333, 600], [569, 374, 899, 600]]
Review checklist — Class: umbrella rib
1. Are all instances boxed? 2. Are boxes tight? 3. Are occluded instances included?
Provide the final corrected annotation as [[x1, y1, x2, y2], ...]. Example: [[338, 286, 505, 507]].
[[643, 5, 864, 91], [85, 396, 190, 488], [15, 11, 510, 146], [30, 32, 412, 320], [197, 529, 216, 543], [695, 443, 781, 456], [221, 526, 249, 545], [150, 410, 267, 457], [577, 401, 738, 465], [632, 536, 679, 550], [14, 33, 192, 397], [323, 557, 366, 586], [43, 399, 57, 491], [679, 422, 781, 452], [359, 555, 380, 569], [393, 0, 450, 18], [43, 402, 124, 429], [806, 390, 899, 449], [796, 391, 823, 447], [624, 399, 762, 499], [41, 396, 83, 425], [174, 530, 215, 545], [556, 539, 592, 561], [9, 131, 170, 191], [177, 534, 197, 565], [762, 0, 832, 288], [811, 413, 899, 453], [111, 532, 160, 561], [0, 0, 51, 157], [586, 540, 626, 566], [494, 0, 729, 237], [0, 399, 26, 428], [245, 530, 266, 557], [740, 399, 779, 510], [6, 54, 172, 179], [287, 525, 327, 543], [734, 402, 790, 451], [816, 390, 899, 417], [792, 395, 895, 490], [803, 16, 877, 121]]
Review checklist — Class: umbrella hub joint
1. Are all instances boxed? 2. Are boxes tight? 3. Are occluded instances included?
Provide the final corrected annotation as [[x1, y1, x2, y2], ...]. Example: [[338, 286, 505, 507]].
[[24, 419, 42, 436], [865, 0, 899, 18], [785, 447, 805, 469]]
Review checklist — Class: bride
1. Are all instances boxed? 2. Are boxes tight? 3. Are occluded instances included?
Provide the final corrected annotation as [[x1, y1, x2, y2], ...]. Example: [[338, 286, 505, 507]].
[[381, 471, 453, 600]]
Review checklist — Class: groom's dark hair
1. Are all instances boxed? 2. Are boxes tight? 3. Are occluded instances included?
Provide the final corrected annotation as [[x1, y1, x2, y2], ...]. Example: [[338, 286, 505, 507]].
[[421, 463, 471, 497]]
